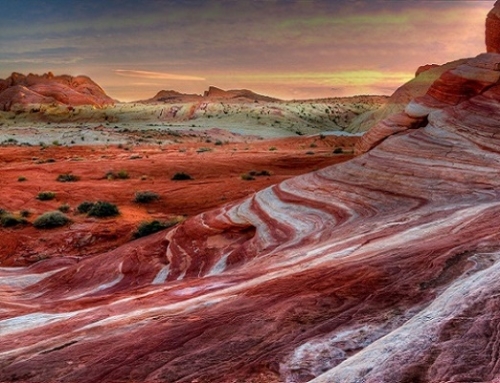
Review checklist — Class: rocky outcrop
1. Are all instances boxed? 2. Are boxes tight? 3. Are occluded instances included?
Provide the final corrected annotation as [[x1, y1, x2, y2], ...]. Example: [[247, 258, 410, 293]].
[[3, 4, 500, 383], [3, 60, 500, 381], [355, 53, 500, 155], [486, 0, 500, 53], [347, 58, 467, 133], [2, 52, 500, 382], [0, 72, 115, 111], [138, 86, 281, 104]]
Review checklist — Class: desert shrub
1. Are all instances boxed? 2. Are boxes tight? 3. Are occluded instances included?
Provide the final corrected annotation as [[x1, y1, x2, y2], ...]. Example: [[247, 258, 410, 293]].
[[87, 201, 120, 218], [18, 176, 27, 182], [133, 219, 179, 239], [117, 170, 129, 179], [105, 170, 129, 180], [214, 139, 223, 146], [196, 147, 211, 153], [257, 170, 271, 176], [241, 173, 255, 181], [20, 209, 31, 218], [33, 211, 71, 229], [37, 191, 56, 201], [58, 203, 71, 213], [248, 170, 271, 177], [77, 201, 95, 214], [333, 147, 343, 154], [171, 172, 193, 181], [56, 173, 80, 182], [269, 146, 277, 151], [0, 213, 27, 228], [133, 191, 160, 203]]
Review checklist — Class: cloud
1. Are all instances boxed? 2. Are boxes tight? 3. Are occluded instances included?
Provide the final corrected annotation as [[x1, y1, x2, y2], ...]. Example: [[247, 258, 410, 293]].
[[114, 70, 206, 81]]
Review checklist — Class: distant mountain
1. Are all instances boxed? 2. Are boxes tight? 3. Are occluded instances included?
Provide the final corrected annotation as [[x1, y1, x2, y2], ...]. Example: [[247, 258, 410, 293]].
[[0, 72, 115, 111], [137, 86, 281, 104]]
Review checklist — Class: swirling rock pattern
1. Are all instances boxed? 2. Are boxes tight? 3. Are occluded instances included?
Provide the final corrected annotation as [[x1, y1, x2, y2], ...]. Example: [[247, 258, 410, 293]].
[[2, 52, 500, 382]]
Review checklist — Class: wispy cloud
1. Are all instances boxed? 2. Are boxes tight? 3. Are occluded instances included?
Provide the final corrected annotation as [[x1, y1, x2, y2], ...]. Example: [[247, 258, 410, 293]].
[[114, 70, 205, 81]]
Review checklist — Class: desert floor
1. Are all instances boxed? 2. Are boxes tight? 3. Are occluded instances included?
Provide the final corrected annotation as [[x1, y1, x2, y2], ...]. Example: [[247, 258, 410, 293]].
[[0, 129, 358, 267]]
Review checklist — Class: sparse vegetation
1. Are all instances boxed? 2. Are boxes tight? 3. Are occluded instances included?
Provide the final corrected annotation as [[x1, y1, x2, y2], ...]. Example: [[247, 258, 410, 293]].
[[77, 201, 95, 214], [133, 191, 160, 203], [37, 191, 56, 201], [196, 147, 212, 153], [117, 170, 129, 179], [18, 176, 27, 182], [241, 169, 271, 180], [87, 201, 120, 218], [133, 219, 179, 239], [241, 173, 255, 181], [171, 172, 193, 181], [20, 209, 31, 218], [105, 170, 129, 180], [56, 173, 80, 182], [0, 211, 27, 228], [333, 147, 343, 154], [33, 211, 71, 229], [58, 203, 71, 213], [269, 146, 277, 151]]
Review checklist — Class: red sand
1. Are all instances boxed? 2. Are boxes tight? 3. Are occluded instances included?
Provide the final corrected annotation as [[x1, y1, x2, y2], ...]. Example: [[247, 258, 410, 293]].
[[0, 134, 357, 266]]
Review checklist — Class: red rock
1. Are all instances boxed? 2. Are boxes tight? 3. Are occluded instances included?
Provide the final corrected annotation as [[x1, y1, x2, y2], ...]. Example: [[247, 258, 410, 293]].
[[3, 5, 500, 383], [415, 63, 440, 77], [0, 72, 115, 111], [486, 0, 500, 53]]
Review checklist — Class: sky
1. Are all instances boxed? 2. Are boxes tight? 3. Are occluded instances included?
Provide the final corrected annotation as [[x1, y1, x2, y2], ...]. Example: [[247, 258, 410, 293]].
[[0, 0, 495, 101]]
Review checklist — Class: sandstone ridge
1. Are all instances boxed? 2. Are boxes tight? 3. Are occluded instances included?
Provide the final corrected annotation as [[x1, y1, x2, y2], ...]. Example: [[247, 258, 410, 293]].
[[3, 4, 500, 383], [137, 85, 281, 104], [0, 72, 115, 111]]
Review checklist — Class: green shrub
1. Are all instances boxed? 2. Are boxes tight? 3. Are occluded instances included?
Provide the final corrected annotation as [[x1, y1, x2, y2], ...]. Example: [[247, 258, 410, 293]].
[[196, 147, 212, 153], [77, 201, 95, 214], [171, 172, 193, 181], [241, 173, 255, 181], [133, 191, 160, 203], [248, 170, 271, 177], [37, 191, 56, 201], [33, 211, 71, 229], [87, 201, 119, 218], [258, 170, 271, 176], [58, 203, 71, 213], [133, 220, 179, 239], [0, 213, 27, 228], [56, 173, 80, 182], [117, 170, 129, 179], [105, 170, 129, 180]]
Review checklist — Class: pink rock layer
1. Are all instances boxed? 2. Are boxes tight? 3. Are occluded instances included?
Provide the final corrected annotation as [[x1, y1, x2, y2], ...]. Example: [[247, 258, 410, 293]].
[[0, 72, 115, 111], [3, 52, 500, 382]]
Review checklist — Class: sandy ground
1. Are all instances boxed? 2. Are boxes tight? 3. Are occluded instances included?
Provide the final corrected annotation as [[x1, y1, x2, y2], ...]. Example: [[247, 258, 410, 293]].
[[0, 132, 358, 266]]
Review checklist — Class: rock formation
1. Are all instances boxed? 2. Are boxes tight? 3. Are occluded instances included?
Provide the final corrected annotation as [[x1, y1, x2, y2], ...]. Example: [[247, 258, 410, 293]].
[[3, 4, 500, 383], [138, 86, 281, 104], [0, 72, 115, 111], [486, 0, 500, 53]]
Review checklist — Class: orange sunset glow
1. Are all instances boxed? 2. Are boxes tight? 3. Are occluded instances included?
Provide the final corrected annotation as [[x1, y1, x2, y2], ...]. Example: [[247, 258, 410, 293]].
[[0, 1, 494, 101]]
